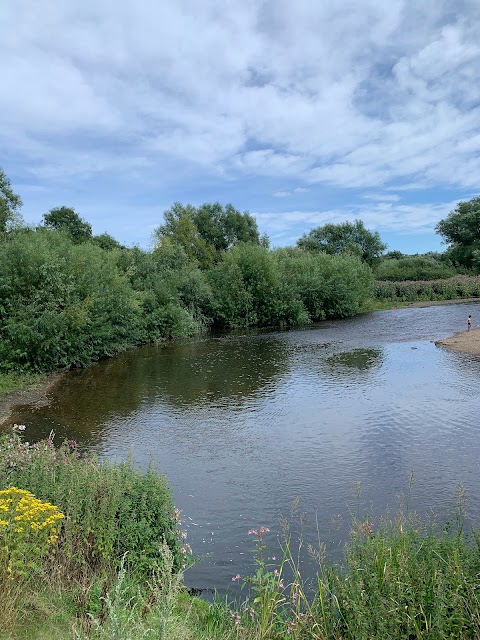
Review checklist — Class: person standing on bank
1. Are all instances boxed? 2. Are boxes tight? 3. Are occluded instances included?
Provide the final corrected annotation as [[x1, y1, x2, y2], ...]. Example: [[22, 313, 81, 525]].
[[468, 315, 472, 331]]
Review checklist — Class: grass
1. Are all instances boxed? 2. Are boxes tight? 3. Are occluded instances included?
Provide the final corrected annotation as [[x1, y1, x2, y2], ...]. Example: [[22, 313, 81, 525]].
[[0, 371, 47, 395], [1, 431, 480, 639]]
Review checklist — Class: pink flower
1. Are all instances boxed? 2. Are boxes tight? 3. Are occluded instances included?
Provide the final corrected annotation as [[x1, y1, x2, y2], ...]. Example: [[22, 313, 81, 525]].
[[232, 574, 241, 582]]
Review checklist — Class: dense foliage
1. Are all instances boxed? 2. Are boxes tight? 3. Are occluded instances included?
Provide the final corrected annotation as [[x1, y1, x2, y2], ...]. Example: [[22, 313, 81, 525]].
[[43, 206, 93, 243], [436, 197, 480, 271], [374, 254, 457, 281], [0, 432, 183, 575], [0, 209, 375, 375], [373, 275, 480, 302], [2, 166, 478, 380], [0, 168, 23, 235], [297, 219, 387, 265], [154, 201, 266, 269]]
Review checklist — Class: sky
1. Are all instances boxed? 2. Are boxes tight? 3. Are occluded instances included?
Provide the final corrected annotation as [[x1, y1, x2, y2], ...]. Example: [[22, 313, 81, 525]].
[[1, 0, 480, 254]]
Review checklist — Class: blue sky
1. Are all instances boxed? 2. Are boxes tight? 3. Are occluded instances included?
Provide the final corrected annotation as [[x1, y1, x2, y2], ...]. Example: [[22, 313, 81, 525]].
[[1, 0, 480, 254]]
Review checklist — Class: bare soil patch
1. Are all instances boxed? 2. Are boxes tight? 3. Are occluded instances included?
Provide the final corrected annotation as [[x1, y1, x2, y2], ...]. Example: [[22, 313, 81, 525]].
[[0, 373, 65, 425]]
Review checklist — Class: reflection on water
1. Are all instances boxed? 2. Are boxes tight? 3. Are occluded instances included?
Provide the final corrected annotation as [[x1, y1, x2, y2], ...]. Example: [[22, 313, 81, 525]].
[[4, 303, 480, 592], [325, 347, 383, 374]]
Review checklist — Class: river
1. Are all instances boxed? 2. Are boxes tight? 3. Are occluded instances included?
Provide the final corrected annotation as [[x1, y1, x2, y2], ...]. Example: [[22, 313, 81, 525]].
[[4, 303, 480, 593]]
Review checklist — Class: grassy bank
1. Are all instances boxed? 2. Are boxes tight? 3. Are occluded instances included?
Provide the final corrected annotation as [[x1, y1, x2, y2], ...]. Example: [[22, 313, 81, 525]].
[[0, 371, 47, 396], [1, 431, 480, 639]]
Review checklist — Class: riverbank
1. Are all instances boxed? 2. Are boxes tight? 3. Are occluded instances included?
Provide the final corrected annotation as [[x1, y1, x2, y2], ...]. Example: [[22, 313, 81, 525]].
[[1, 296, 480, 426], [364, 295, 480, 312], [435, 327, 480, 356], [0, 371, 64, 424]]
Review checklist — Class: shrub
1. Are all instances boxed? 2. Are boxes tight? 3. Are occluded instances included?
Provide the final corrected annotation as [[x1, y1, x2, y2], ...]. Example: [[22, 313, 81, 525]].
[[375, 256, 457, 281], [0, 486, 63, 579], [0, 432, 185, 575]]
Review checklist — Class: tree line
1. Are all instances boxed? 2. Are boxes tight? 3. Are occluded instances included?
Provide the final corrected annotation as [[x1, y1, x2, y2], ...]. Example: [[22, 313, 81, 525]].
[[1, 166, 478, 374]]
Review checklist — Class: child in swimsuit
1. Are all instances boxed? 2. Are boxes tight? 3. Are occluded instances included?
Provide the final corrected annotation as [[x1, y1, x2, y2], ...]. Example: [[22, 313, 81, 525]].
[[468, 315, 472, 331]]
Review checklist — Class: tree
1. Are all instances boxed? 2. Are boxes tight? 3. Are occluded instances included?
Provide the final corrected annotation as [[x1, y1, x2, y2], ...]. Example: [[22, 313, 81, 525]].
[[297, 219, 386, 265], [43, 206, 92, 243], [154, 202, 263, 268], [92, 232, 123, 251], [0, 167, 23, 234], [435, 197, 480, 270]]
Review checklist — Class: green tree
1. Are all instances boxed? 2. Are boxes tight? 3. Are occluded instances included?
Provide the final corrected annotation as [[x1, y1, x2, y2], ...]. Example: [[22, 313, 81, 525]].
[[0, 167, 23, 234], [435, 197, 480, 270], [92, 232, 124, 251], [43, 206, 92, 243], [154, 202, 262, 268], [297, 219, 386, 265]]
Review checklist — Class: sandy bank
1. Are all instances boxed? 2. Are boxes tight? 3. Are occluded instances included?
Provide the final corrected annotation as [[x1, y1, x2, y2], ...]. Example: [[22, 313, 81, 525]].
[[0, 373, 64, 425], [435, 328, 480, 357]]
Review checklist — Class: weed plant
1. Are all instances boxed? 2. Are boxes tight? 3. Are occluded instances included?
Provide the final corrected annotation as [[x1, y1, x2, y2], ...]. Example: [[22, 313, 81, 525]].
[[228, 487, 480, 640], [0, 430, 184, 576], [373, 274, 480, 302]]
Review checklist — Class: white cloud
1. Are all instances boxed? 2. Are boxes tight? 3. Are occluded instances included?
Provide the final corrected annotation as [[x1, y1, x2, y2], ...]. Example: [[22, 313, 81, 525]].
[[254, 197, 465, 246], [1, 0, 480, 236], [273, 191, 290, 198], [363, 193, 400, 202]]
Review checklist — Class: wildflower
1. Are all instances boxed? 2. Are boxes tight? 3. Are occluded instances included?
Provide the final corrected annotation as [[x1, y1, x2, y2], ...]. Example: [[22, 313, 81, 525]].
[[229, 610, 241, 626], [248, 526, 270, 536], [232, 573, 241, 581]]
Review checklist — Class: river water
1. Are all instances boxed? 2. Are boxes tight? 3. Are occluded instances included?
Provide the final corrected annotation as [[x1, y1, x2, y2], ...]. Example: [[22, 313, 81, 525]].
[[4, 303, 480, 592]]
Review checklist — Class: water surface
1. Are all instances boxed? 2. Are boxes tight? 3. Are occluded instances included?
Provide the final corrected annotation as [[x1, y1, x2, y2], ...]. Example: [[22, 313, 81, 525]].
[[5, 303, 480, 591]]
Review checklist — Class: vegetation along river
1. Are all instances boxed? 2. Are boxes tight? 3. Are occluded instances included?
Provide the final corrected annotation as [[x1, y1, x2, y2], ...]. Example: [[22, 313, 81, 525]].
[[4, 302, 480, 594]]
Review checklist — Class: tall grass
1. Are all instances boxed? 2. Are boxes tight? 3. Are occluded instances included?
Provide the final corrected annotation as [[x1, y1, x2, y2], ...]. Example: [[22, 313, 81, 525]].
[[373, 275, 480, 302], [226, 484, 480, 639]]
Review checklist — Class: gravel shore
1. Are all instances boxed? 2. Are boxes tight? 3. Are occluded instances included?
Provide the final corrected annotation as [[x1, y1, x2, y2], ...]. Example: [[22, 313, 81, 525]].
[[435, 328, 480, 357]]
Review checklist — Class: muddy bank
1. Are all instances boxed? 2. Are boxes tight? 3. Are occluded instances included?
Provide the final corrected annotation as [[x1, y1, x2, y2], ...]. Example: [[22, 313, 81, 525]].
[[0, 373, 65, 425], [435, 328, 480, 357]]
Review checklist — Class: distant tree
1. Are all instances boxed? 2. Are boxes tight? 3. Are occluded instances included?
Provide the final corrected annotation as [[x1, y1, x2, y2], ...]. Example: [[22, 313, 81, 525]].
[[43, 206, 92, 243], [0, 167, 23, 234], [154, 202, 263, 268], [384, 250, 404, 260], [92, 232, 123, 251], [297, 219, 386, 265], [435, 197, 480, 270]]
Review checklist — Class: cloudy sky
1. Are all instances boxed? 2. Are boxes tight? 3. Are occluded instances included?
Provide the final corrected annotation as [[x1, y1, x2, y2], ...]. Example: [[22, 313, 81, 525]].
[[1, 0, 480, 253]]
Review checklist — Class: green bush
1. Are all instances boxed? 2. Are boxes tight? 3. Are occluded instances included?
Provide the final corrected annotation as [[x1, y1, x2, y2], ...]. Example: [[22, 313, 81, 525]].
[[0, 432, 184, 575], [0, 230, 142, 371], [275, 248, 373, 320], [375, 256, 457, 281]]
